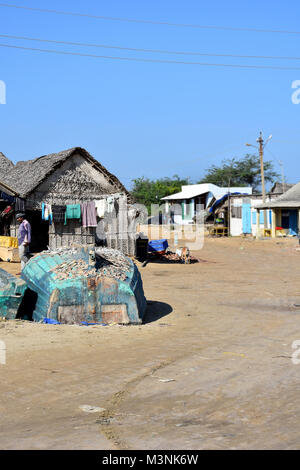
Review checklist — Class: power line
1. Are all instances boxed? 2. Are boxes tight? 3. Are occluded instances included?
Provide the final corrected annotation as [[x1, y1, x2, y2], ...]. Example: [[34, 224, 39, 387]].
[[2, 33, 300, 61], [2, 42, 300, 70], [1, 3, 300, 35]]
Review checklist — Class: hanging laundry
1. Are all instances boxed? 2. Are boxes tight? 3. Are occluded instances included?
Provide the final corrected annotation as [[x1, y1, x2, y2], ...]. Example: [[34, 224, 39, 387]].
[[81, 201, 97, 228], [0, 205, 14, 219], [52, 205, 66, 224], [1, 192, 15, 204], [106, 196, 114, 213], [15, 197, 25, 212], [42, 202, 53, 225], [94, 199, 107, 218], [114, 198, 120, 216], [65, 204, 81, 225]]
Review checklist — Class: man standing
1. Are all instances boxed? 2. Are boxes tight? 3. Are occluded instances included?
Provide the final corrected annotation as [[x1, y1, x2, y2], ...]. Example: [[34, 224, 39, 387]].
[[16, 213, 31, 270]]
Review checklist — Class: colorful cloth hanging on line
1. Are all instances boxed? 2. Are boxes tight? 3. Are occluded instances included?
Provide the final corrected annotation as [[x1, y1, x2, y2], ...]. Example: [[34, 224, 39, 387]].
[[81, 201, 97, 228], [52, 205, 66, 224], [65, 204, 81, 225], [42, 202, 53, 225], [0, 205, 14, 219]]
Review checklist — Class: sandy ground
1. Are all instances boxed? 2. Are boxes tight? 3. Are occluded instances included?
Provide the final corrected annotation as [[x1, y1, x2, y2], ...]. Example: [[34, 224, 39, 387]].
[[1, 237, 300, 450]]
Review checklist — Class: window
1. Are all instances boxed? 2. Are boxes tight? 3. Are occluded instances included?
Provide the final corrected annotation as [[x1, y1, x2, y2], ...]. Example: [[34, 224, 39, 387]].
[[232, 206, 242, 218]]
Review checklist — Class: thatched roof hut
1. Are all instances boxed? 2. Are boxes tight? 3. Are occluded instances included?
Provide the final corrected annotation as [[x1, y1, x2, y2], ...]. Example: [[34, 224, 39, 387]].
[[1, 147, 136, 255], [3, 147, 130, 200], [270, 182, 294, 195]]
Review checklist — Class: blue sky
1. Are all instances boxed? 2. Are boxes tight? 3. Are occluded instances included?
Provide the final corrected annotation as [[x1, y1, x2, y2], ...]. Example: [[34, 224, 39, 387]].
[[1, 0, 300, 189]]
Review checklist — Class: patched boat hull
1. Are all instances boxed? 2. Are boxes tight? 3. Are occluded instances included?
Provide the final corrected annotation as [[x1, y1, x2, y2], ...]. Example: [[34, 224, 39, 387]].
[[21, 247, 147, 324], [0, 269, 27, 319]]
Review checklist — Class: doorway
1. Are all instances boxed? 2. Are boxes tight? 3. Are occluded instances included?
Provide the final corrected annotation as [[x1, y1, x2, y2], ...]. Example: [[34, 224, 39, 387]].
[[281, 210, 298, 236], [26, 210, 49, 252]]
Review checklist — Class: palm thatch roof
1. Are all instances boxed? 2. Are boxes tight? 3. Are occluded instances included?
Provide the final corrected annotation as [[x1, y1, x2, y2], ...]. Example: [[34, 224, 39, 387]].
[[0, 180, 18, 196], [259, 181, 300, 209], [270, 182, 294, 194], [3, 147, 130, 199], [0, 152, 18, 196], [0, 152, 14, 178]]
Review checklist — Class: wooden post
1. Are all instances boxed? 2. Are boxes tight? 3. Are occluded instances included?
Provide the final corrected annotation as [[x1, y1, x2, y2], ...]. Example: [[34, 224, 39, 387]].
[[258, 132, 267, 228], [256, 210, 260, 239], [271, 209, 276, 238], [278, 209, 282, 227]]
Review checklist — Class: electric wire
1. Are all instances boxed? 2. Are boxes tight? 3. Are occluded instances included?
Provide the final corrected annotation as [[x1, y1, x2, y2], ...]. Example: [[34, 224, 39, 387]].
[[0, 3, 300, 35], [1, 33, 300, 61], [2, 43, 300, 70]]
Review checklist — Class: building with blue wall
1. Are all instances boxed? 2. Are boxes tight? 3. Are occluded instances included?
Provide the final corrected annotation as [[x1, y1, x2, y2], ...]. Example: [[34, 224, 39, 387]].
[[257, 182, 300, 238]]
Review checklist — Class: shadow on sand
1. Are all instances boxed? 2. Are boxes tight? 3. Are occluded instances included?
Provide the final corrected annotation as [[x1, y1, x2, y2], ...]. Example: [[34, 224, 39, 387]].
[[143, 300, 173, 324], [16, 291, 173, 326]]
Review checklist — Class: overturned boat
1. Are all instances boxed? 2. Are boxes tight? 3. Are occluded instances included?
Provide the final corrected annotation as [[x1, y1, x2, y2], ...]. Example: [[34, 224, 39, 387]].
[[0, 268, 27, 319], [21, 246, 147, 324]]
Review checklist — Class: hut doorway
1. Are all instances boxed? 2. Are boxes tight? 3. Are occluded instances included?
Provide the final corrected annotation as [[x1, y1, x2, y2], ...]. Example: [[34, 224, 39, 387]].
[[26, 210, 49, 252]]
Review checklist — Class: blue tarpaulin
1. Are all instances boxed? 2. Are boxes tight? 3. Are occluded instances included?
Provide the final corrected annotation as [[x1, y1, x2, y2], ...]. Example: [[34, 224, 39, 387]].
[[209, 193, 249, 213], [148, 239, 168, 253]]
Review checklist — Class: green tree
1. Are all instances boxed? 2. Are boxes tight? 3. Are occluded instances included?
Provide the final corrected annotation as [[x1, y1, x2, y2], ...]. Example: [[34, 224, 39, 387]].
[[197, 154, 279, 192], [131, 175, 189, 212]]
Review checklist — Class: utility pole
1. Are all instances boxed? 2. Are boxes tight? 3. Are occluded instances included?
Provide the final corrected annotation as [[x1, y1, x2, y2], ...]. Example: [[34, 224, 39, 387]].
[[246, 132, 272, 232], [278, 160, 286, 193], [228, 177, 231, 237], [257, 132, 267, 229]]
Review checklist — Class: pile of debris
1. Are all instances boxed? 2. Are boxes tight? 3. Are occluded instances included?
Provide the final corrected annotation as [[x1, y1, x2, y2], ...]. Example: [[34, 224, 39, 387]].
[[46, 247, 132, 282], [161, 251, 201, 263], [51, 258, 94, 281], [147, 248, 201, 264], [95, 247, 132, 281]]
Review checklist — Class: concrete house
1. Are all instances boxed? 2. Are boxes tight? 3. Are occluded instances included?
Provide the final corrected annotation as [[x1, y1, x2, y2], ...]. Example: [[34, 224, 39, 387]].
[[256, 181, 300, 237], [161, 183, 252, 225], [208, 182, 295, 237]]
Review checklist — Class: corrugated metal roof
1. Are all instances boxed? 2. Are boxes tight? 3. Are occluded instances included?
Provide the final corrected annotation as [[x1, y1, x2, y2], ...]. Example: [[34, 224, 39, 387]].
[[161, 183, 252, 201]]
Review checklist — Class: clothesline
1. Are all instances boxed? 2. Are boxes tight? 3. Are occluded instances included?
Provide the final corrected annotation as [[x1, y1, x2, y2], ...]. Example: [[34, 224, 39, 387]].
[[0, 189, 131, 230], [26, 193, 127, 209], [41, 199, 121, 228]]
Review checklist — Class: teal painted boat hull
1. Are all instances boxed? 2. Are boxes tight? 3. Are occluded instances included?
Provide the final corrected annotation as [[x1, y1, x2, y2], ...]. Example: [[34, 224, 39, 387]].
[[0, 269, 27, 319], [21, 247, 147, 324]]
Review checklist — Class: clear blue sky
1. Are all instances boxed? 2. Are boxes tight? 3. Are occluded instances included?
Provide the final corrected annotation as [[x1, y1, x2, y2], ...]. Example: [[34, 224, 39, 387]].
[[1, 0, 300, 189]]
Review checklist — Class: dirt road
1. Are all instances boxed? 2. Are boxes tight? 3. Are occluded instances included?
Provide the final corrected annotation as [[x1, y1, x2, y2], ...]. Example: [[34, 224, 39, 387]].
[[1, 237, 300, 449]]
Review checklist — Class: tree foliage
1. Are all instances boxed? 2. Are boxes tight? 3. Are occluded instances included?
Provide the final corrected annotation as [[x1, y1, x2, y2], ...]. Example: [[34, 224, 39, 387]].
[[197, 154, 279, 192], [131, 175, 189, 212]]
